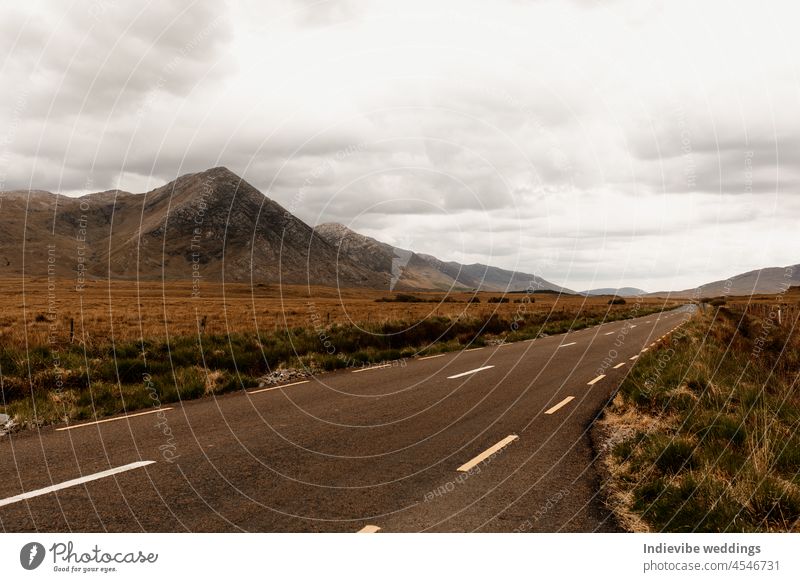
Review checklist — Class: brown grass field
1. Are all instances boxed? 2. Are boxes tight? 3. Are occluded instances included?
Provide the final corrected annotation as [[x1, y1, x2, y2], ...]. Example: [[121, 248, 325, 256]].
[[598, 288, 800, 532], [0, 277, 680, 349], [0, 277, 683, 428]]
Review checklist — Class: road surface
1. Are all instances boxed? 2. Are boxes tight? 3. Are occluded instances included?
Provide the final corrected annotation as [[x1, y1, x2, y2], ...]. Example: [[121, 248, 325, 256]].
[[0, 306, 693, 532]]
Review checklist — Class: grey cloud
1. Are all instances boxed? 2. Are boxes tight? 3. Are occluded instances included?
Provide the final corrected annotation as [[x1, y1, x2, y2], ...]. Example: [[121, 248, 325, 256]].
[[2, 1, 233, 120]]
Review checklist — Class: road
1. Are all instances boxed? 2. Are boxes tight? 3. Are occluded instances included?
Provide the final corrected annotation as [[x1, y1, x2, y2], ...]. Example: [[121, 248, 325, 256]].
[[0, 306, 693, 532]]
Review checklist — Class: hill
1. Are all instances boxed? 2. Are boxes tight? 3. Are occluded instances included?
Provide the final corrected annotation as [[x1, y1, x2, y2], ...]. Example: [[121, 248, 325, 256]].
[[581, 287, 647, 297], [653, 265, 800, 298], [0, 167, 383, 287], [314, 223, 571, 293]]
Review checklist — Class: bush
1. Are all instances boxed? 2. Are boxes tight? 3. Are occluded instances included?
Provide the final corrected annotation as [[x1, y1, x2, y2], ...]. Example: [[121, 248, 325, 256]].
[[376, 293, 422, 303], [488, 297, 509, 303], [609, 297, 627, 305]]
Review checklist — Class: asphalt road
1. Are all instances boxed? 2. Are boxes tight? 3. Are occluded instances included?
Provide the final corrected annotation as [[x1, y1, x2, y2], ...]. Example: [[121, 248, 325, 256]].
[[0, 305, 693, 532]]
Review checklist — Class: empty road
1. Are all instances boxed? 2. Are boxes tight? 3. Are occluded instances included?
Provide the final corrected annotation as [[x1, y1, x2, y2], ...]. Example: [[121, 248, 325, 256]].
[[0, 306, 693, 532]]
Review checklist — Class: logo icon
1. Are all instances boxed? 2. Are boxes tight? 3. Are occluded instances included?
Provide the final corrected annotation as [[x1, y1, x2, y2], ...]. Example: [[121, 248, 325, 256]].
[[20, 542, 46, 570]]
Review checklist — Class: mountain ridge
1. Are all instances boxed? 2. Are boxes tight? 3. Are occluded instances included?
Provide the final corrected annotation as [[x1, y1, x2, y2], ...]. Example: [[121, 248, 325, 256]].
[[313, 222, 572, 293]]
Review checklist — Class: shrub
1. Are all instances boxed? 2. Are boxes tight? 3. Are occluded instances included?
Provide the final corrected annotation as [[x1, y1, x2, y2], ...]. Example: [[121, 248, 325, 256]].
[[608, 297, 627, 305], [488, 297, 509, 303]]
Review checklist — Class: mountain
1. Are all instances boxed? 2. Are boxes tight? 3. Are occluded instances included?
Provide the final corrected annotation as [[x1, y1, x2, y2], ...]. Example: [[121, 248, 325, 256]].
[[581, 287, 647, 297], [0, 167, 383, 287], [314, 223, 572, 293], [654, 264, 800, 298]]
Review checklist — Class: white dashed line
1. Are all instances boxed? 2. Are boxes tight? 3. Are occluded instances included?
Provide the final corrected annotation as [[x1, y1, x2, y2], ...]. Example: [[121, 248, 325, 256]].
[[457, 435, 518, 472], [545, 396, 575, 415], [465, 347, 483, 352], [352, 364, 392, 374], [419, 353, 446, 361], [447, 365, 494, 380], [0, 461, 155, 508], [357, 525, 381, 533], [559, 342, 577, 348], [56, 408, 173, 431], [587, 374, 606, 386], [248, 380, 309, 395], [630, 355, 639, 360], [613, 362, 626, 369]]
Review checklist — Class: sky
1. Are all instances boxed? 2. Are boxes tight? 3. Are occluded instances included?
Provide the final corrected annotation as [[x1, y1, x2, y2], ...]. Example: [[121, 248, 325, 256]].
[[1, 0, 799, 292]]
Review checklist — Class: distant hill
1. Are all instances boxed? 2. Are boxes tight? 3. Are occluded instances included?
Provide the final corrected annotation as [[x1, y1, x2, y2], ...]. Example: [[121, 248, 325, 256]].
[[581, 287, 647, 297], [314, 223, 572, 293], [0, 167, 383, 287], [652, 265, 800, 298], [0, 167, 571, 292]]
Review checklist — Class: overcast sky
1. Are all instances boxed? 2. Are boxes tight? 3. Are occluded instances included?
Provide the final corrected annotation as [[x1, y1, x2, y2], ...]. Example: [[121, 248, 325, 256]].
[[1, 0, 799, 291]]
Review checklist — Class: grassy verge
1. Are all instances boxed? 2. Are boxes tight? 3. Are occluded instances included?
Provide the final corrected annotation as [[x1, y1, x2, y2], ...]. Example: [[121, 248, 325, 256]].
[[1, 300, 675, 429], [598, 305, 800, 532]]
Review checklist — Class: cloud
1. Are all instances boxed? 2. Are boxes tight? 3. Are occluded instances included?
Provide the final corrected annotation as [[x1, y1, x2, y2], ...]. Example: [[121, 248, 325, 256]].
[[1, 0, 799, 290]]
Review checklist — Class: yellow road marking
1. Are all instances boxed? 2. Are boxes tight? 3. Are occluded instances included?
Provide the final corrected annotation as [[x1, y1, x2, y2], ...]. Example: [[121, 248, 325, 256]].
[[457, 435, 518, 472], [545, 396, 575, 415]]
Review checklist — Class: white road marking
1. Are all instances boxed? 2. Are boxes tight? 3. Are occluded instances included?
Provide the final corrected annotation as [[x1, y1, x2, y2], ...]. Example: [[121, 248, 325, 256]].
[[419, 353, 446, 360], [545, 396, 575, 415], [248, 380, 309, 395], [559, 342, 577, 348], [630, 355, 639, 360], [447, 365, 494, 379], [357, 525, 381, 533], [465, 347, 483, 352], [641, 348, 649, 353], [613, 362, 626, 369], [629, 325, 637, 328], [0, 461, 155, 508], [457, 435, 518, 472], [587, 374, 606, 386], [604, 331, 614, 336], [352, 364, 392, 374], [56, 408, 173, 432]]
